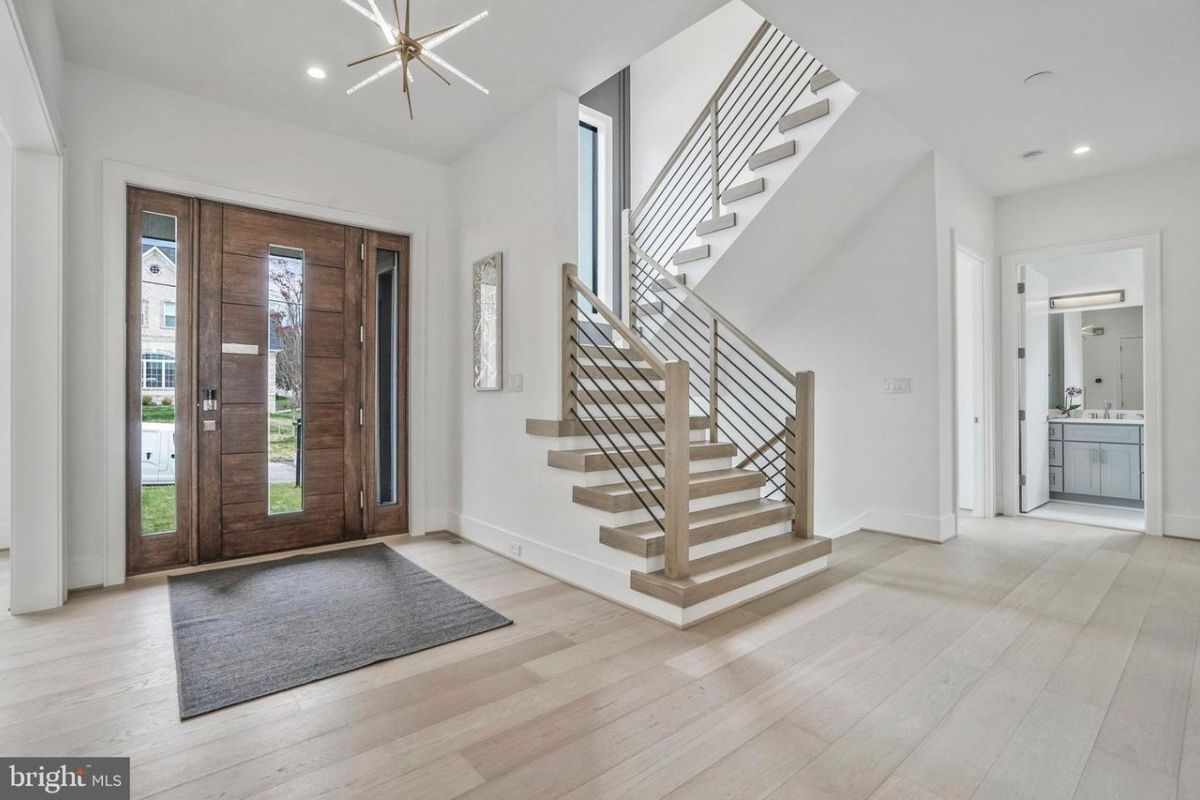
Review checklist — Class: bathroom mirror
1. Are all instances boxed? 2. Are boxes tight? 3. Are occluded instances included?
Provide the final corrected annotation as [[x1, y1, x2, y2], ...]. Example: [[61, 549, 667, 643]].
[[473, 252, 503, 391], [1048, 306, 1144, 411]]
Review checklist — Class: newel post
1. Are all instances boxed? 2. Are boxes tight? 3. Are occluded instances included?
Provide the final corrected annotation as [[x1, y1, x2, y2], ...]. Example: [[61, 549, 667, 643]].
[[791, 371, 815, 537], [663, 360, 691, 579], [560, 263, 578, 420]]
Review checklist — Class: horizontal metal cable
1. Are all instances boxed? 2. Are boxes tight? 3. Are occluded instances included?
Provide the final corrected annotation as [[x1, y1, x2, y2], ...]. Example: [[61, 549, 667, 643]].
[[569, 405, 665, 529], [570, 378, 666, 484]]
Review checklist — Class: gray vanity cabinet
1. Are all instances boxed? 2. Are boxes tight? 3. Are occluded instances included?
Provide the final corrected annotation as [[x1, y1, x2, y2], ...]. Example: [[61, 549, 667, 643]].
[[1051, 422, 1143, 504], [1063, 441, 1102, 495], [1099, 443, 1141, 500]]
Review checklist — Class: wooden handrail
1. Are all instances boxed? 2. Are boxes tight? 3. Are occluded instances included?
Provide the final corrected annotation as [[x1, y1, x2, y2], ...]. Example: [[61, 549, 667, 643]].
[[630, 21, 771, 221], [564, 266, 667, 376], [629, 241, 798, 386]]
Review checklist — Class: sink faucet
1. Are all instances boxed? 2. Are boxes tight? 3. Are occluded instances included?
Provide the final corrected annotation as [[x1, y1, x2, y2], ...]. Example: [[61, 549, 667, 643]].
[[1104, 401, 1112, 420]]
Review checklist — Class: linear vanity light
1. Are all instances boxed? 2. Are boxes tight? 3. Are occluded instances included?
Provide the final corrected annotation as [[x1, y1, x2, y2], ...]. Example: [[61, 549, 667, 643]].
[[1048, 289, 1125, 310]]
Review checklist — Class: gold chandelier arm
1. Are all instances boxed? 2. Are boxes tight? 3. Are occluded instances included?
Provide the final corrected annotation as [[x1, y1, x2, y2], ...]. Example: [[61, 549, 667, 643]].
[[415, 54, 452, 86], [347, 43, 404, 68]]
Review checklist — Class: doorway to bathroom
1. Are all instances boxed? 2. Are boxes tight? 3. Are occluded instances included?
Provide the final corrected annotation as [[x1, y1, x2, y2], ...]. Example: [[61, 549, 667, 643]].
[[1002, 235, 1162, 534]]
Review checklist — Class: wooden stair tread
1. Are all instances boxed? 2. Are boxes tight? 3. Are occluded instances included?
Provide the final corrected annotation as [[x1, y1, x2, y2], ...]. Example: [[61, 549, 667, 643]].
[[722, 178, 765, 204], [526, 415, 710, 437], [601, 498, 793, 557], [549, 441, 736, 472], [778, 98, 830, 134], [673, 245, 710, 265], [749, 140, 798, 171], [652, 274, 687, 292], [572, 468, 765, 513], [572, 386, 666, 407], [810, 68, 840, 92], [696, 213, 737, 237], [631, 534, 831, 607], [579, 344, 646, 365]]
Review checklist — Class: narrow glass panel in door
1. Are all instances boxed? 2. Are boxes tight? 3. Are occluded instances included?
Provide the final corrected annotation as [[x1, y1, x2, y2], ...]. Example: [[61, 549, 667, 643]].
[[140, 211, 180, 533], [268, 245, 305, 514]]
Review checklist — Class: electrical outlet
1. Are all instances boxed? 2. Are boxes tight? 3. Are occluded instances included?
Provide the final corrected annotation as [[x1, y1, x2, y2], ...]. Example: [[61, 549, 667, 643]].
[[505, 373, 524, 392], [509, 543, 522, 557], [883, 377, 912, 394]]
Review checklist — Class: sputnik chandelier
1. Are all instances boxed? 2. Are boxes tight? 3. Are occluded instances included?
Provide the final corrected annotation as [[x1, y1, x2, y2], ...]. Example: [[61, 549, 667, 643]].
[[339, 0, 489, 119]]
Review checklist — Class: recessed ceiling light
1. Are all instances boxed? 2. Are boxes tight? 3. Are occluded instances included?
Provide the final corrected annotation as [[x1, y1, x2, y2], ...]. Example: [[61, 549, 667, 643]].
[[1073, 144, 1092, 155], [1024, 70, 1055, 86], [307, 66, 327, 80], [1022, 150, 1044, 161]]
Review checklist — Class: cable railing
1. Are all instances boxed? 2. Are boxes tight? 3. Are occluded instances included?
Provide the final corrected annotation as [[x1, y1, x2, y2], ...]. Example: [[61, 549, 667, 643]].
[[627, 21, 823, 271]]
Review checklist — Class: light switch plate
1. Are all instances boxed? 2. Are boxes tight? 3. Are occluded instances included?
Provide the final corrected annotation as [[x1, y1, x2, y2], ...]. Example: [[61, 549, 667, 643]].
[[883, 377, 912, 394], [509, 543, 522, 557], [505, 373, 524, 392]]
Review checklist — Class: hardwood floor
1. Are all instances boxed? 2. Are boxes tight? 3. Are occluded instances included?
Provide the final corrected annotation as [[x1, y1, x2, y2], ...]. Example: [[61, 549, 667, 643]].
[[2, 517, 1199, 799]]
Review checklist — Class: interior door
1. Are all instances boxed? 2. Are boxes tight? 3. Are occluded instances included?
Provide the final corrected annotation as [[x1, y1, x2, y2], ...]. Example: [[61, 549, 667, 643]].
[[126, 188, 195, 573], [196, 205, 364, 560], [1120, 336, 1144, 409], [1020, 267, 1051, 511]]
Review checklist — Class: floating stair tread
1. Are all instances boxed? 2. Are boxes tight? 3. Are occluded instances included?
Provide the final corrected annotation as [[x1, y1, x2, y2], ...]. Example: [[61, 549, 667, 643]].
[[579, 344, 644, 364], [549, 441, 737, 472], [673, 245, 711, 265], [635, 300, 664, 316], [631, 534, 831, 607], [526, 415, 710, 437], [811, 69, 840, 92], [572, 468, 766, 513], [652, 274, 687, 292], [778, 98, 830, 134], [601, 498, 794, 557], [722, 178, 766, 204], [696, 213, 737, 237], [749, 140, 798, 171]]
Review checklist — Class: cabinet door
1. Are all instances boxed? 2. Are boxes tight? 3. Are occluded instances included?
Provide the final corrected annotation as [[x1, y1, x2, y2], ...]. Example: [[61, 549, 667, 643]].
[[1063, 442, 1101, 495], [1049, 466, 1063, 492], [1100, 443, 1141, 500], [1048, 440, 1062, 467]]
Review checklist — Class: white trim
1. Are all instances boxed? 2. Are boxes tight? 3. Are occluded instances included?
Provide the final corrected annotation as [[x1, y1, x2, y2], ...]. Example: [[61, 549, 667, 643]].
[[951, 233, 996, 519], [1000, 231, 1162, 535], [102, 160, 433, 586], [578, 104, 614, 310]]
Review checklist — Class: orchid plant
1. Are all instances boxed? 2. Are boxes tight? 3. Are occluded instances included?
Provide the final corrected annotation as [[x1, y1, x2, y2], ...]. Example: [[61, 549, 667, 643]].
[[1055, 386, 1083, 416]]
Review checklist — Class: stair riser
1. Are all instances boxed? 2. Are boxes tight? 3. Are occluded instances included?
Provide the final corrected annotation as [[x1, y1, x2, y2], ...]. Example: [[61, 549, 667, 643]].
[[573, 458, 732, 488], [603, 487, 765, 527], [573, 475, 766, 513], [600, 502, 794, 556], [540, 429, 708, 452], [677, 555, 828, 627], [642, 519, 792, 573]]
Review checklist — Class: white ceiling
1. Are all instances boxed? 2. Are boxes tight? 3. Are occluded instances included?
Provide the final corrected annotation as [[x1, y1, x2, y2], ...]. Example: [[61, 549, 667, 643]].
[[747, 0, 1200, 195], [50, 0, 724, 163], [1029, 248, 1144, 309]]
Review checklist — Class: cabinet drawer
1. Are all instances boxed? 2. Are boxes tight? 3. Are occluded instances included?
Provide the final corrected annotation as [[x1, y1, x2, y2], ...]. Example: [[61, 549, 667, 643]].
[[1049, 466, 1063, 492], [1049, 423, 1062, 441], [1062, 423, 1142, 444], [1048, 439, 1063, 467]]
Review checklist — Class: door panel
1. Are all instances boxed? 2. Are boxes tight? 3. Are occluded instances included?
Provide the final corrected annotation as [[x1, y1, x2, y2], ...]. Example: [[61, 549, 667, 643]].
[[126, 188, 195, 574], [1100, 443, 1141, 500], [1063, 442, 1100, 495], [1020, 267, 1051, 511]]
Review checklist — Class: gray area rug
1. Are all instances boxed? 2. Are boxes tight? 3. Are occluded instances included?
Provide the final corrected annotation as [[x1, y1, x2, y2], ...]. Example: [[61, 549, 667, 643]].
[[168, 543, 512, 718]]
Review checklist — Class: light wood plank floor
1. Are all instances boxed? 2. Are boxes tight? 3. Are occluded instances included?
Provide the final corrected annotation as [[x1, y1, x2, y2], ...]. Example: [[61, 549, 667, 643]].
[[2, 517, 1199, 799]]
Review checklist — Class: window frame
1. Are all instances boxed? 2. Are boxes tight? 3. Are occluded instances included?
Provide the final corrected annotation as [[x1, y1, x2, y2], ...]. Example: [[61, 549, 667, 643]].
[[579, 104, 614, 314], [162, 300, 177, 329]]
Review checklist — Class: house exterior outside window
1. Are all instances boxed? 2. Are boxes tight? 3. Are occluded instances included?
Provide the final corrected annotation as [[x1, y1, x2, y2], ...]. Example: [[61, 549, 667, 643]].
[[140, 244, 178, 402]]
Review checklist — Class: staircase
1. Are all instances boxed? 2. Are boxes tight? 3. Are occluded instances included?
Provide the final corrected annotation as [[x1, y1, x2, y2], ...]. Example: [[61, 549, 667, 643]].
[[526, 19, 845, 628]]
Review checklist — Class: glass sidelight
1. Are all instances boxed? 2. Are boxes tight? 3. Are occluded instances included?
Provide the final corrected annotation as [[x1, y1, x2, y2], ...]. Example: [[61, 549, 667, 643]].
[[267, 245, 304, 514], [139, 211, 180, 534], [375, 249, 399, 506]]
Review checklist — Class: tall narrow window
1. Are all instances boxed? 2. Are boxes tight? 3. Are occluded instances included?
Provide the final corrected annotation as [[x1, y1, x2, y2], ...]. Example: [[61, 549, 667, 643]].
[[267, 245, 304, 515], [376, 249, 399, 506], [139, 211, 179, 534], [578, 120, 599, 298]]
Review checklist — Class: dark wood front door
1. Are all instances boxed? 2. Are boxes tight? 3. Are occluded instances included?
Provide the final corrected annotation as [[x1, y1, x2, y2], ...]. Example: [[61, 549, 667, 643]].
[[126, 191, 411, 572]]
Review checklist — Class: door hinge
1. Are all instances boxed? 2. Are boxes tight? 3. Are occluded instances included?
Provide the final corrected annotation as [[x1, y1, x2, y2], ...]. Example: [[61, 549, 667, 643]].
[[1017, 282, 1026, 294], [359, 325, 365, 343], [1018, 410, 1026, 421], [359, 490, 364, 509], [359, 407, 364, 426], [360, 242, 366, 261], [1020, 474, 1027, 486], [1017, 347, 1026, 359]]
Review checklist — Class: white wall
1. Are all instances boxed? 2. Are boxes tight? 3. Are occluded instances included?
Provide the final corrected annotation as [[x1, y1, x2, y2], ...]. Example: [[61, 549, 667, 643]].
[[629, 0, 762, 201], [61, 63, 456, 588], [0, 128, 10, 551], [746, 156, 947, 540], [997, 153, 1200, 538]]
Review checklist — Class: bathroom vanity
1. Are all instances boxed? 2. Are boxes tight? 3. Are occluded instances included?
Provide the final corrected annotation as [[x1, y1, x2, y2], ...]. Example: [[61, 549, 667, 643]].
[[1048, 418, 1144, 507]]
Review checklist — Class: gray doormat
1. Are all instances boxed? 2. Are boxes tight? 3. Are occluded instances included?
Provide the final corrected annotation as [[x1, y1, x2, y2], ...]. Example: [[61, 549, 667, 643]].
[[167, 543, 512, 718]]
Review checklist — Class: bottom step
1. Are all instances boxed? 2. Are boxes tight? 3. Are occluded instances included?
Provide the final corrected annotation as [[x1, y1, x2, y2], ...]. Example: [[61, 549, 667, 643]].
[[631, 534, 831, 608]]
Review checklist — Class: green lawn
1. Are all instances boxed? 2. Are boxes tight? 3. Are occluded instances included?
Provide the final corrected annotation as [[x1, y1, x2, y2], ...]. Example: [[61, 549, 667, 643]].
[[141, 485, 177, 534], [269, 483, 303, 514], [270, 411, 299, 461], [141, 405, 176, 423]]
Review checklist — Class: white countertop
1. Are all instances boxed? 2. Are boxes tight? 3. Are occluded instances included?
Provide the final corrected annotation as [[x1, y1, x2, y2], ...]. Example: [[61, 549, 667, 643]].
[[1050, 415, 1144, 425]]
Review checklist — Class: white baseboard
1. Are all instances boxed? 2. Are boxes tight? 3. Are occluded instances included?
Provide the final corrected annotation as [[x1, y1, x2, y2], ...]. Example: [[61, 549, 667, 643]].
[[1164, 513, 1200, 541], [823, 508, 956, 543]]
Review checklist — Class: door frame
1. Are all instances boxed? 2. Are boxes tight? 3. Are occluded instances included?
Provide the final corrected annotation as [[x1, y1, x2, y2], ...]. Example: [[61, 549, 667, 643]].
[[951, 236, 995, 518], [1000, 231, 1163, 534], [102, 161, 431, 585]]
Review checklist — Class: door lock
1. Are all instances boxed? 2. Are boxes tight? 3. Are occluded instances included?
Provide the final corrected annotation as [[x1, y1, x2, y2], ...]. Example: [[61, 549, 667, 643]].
[[202, 388, 218, 412]]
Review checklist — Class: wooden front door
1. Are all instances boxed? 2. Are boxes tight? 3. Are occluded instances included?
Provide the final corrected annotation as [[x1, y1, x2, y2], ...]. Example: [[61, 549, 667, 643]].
[[195, 204, 364, 560], [126, 191, 410, 572]]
